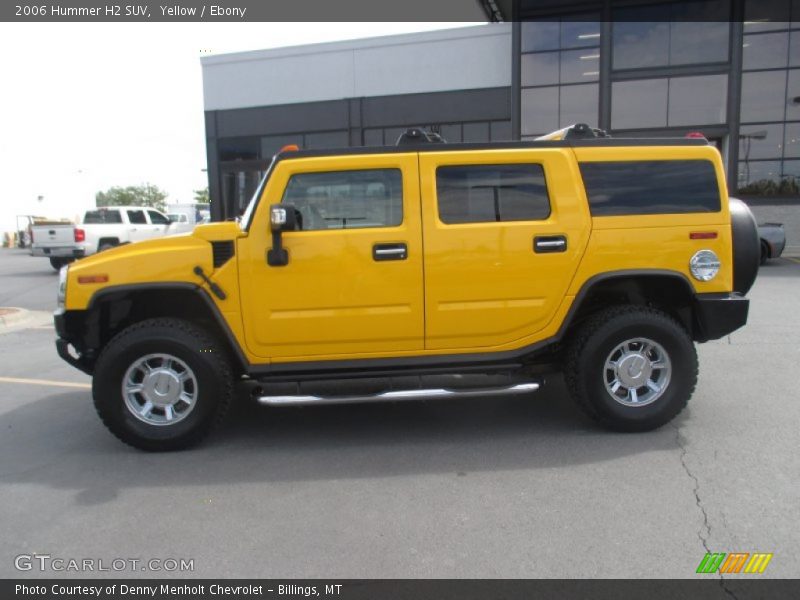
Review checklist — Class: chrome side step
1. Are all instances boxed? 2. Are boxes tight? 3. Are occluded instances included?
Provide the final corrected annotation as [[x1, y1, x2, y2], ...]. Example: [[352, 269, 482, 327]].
[[256, 382, 540, 407]]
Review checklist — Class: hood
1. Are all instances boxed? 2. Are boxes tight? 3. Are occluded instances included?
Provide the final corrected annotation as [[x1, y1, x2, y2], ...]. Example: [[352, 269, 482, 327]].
[[65, 222, 243, 309]]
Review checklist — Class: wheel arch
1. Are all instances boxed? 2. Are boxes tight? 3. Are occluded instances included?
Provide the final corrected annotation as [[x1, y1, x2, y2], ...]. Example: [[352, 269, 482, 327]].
[[560, 270, 698, 342], [67, 283, 247, 375], [97, 237, 120, 247]]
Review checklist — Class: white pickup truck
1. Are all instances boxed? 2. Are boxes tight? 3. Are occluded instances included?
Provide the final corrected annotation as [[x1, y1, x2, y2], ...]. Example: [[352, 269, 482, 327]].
[[31, 206, 175, 270]]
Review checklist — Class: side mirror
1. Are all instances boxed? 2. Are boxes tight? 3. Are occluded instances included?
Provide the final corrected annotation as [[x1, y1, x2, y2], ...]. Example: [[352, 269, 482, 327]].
[[270, 205, 297, 232], [267, 204, 296, 267]]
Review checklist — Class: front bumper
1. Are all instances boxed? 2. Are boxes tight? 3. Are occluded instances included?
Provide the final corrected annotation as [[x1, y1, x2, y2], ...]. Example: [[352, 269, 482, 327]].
[[771, 237, 786, 258], [54, 309, 93, 375], [693, 293, 749, 342]]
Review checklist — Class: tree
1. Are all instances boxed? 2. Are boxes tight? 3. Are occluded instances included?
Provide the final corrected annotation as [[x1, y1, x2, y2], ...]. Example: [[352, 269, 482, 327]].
[[193, 187, 209, 204], [96, 183, 168, 212]]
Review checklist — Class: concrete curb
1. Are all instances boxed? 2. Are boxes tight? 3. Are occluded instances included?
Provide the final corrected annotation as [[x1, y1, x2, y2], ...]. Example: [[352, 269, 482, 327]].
[[0, 307, 31, 328], [0, 308, 52, 332], [782, 245, 800, 259]]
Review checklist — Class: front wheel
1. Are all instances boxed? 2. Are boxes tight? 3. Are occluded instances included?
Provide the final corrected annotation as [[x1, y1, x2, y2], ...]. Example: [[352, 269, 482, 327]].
[[564, 306, 697, 432], [92, 318, 233, 451]]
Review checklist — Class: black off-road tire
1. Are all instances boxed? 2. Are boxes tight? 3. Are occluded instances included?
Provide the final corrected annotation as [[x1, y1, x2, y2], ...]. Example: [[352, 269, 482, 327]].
[[564, 305, 697, 432], [92, 318, 233, 451], [49, 257, 73, 270]]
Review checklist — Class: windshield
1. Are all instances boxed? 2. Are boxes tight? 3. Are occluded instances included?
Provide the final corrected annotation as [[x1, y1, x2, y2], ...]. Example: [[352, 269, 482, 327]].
[[240, 156, 277, 231]]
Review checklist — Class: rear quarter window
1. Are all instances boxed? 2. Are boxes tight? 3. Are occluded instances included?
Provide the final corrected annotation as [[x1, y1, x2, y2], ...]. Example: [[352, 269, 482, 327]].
[[83, 209, 122, 224], [579, 160, 721, 216]]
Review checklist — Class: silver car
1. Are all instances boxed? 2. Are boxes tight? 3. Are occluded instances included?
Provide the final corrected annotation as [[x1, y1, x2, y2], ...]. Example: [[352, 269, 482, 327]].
[[758, 223, 786, 264]]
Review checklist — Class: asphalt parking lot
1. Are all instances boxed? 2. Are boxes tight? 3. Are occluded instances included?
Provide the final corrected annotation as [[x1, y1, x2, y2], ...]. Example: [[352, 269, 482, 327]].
[[0, 248, 798, 582]]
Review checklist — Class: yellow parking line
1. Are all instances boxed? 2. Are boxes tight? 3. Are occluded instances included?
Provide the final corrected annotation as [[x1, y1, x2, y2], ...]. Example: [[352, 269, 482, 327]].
[[0, 376, 90, 389], [785, 257, 800, 264]]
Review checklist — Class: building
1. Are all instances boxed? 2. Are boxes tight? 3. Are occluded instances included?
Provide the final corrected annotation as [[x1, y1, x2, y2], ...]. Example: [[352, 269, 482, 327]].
[[201, 0, 800, 221]]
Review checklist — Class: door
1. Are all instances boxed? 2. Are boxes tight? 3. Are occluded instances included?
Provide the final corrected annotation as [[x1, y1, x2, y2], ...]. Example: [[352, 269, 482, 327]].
[[418, 149, 591, 351], [125, 209, 151, 242], [239, 153, 424, 361], [147, 210, 172, 238]]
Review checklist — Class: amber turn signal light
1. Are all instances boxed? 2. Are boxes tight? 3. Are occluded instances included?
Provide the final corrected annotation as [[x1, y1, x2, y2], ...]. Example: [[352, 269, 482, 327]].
[[77, 275, 109, 284]]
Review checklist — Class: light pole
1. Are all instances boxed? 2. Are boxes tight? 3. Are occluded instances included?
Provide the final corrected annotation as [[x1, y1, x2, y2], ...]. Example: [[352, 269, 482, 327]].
[[738, 130, 767, 188]]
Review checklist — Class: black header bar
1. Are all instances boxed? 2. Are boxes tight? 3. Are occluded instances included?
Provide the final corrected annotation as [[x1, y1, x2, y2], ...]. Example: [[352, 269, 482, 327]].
[[3, 0, 490, 22], [4, 579, 800, 600]]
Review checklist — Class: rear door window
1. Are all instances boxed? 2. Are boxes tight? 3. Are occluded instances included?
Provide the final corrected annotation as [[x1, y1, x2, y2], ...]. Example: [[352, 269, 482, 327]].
[[435, 164, 551, 224]]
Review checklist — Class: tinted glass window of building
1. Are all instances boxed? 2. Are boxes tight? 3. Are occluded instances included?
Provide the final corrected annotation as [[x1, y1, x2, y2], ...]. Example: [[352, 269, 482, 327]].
[[743, 32, 789, 69], [740, 124, 785, 160], [579, 160, 721, 216], [521, 87, 559, 135], [560, 84, 599, 127], [790, 30, 800, 65], [521, 12, 600, 136], [611, 78, 669, 129], [740, 70, 787, 123], [220, 137, 260, 161], [522, 84, 598, 135], [738, 0, 800, 196], [362, 122, 507, 146], [436, 164, 550, 224], [281, 169, 403, 231], [611, 74, 727, 130], [744, 0, 792, 32], [668, 75, 728, 126], [784, 122, 800, 156], [612, 1, 730, 69]]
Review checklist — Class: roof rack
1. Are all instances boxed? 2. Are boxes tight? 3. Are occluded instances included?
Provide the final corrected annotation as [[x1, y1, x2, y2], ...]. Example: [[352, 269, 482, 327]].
[[396, 128, 447, 146], [536, 123, 610, 141]]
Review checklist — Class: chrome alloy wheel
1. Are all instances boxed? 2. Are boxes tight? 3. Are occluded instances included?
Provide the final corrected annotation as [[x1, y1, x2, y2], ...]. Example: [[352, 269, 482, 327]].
[[122, 353, 198, 426], [603, 338, 672, 407]]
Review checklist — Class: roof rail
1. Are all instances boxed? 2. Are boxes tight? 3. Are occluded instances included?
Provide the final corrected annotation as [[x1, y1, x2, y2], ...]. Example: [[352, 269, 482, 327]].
[[396, 128, 447, 146], [536, 123, 610, 141]]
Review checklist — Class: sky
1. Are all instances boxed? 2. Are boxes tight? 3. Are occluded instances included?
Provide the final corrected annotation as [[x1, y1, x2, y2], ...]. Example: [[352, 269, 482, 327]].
[[0, 22, 476, 233]]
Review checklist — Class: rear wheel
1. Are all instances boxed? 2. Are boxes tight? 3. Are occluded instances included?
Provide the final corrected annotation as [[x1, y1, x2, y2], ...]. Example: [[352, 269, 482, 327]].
[[49, 257, 73, 270], [564, 306, 697, 432], [92, 318, 233, 451], [760, 240, 769, 265]]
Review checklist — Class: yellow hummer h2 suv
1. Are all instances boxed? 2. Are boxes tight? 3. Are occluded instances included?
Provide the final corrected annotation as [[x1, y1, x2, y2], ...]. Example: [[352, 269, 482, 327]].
[[54, 125, 759, 450]]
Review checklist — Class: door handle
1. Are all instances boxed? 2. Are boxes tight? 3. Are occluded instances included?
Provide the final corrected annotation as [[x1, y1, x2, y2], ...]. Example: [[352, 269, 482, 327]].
[[373, 242, 408, 261], [534, 235, 567, 253]]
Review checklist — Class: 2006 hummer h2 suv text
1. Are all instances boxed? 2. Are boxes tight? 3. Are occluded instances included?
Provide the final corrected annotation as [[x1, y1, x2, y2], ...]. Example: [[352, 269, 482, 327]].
[[54, 125, 760, 450]]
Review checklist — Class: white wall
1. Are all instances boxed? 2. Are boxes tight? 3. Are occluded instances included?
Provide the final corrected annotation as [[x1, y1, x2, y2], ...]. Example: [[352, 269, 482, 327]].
[[201, 24, 512, 111]]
